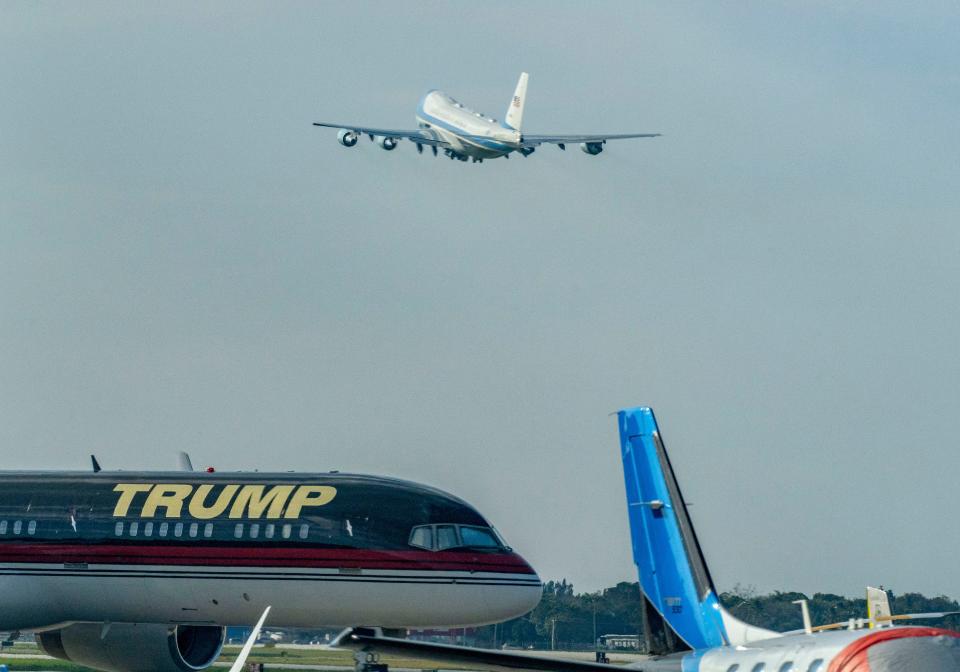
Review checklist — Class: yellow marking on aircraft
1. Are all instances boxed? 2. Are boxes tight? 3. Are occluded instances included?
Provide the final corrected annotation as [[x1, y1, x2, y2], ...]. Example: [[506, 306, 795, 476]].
[[112, 484, 153, 517], [141, 484, 194, 518], [284, 485, 337, 518], [229, 485, 296, 519], [189, 484, 241, 519], [112, 483, 338, 519]]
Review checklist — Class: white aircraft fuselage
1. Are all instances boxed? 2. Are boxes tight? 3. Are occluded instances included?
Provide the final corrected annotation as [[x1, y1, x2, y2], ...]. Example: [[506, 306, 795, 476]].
[[416, 90, 519, 160]]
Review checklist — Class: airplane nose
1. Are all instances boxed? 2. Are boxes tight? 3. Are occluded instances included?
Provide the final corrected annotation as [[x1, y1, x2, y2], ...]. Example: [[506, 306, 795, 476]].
[[831, 628, 960, 672], [493, 552, 542, 620]]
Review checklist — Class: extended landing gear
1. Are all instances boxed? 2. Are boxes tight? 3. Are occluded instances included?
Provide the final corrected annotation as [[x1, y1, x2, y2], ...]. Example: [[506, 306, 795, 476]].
[[353, 650, 388, 672]]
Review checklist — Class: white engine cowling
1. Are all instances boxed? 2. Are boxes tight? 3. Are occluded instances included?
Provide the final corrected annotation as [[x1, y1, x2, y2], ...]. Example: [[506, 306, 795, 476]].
[[580, 142, 604, 155], [37, 622, 225, 672], [375, 135, 398, 151], [337, 129, 359, 147]]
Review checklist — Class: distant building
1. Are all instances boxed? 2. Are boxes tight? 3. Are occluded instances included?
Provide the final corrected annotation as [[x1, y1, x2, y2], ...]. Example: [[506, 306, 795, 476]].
[[600, 634, 640, 650]]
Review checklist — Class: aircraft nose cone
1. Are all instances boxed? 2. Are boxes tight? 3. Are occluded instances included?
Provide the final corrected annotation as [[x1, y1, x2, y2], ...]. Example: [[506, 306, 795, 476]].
[[493, 552, 542, 620], [830, 628, 960, 672]]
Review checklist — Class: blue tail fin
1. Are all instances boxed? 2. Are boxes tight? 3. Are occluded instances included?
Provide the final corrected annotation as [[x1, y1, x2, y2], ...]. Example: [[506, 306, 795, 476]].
[[617, 407, 776, 650]]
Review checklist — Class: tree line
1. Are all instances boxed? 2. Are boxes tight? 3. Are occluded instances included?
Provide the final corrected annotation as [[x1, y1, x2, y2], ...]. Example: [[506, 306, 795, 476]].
[[464, 580, 960, 650]]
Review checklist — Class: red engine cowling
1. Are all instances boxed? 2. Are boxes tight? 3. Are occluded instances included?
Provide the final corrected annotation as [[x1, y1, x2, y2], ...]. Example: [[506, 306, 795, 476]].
[[828, 627, 960, 672], [37, 622, 225, 672]]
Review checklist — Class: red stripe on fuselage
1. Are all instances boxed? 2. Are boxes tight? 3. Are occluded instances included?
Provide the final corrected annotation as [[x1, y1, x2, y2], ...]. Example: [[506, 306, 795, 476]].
[[827, 626, 960, 672], [0, 543, 535, 574]]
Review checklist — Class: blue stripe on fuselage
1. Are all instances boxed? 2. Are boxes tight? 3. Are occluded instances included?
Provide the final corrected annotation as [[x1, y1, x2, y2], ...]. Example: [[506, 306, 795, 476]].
[[416, 98, 514, 154]]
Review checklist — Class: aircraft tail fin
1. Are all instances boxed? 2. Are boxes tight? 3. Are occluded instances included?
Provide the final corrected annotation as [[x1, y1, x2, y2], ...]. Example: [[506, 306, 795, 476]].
[[504, 72, 528, 132], [867, 586, 893, 628], [617, 407, 777, 650]]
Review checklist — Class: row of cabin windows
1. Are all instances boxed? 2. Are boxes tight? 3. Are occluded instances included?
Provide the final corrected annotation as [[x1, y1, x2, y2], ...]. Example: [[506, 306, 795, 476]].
[[113, 520, 310, 541], [0, 520, 38, 536], [726, 660, 824, 672]]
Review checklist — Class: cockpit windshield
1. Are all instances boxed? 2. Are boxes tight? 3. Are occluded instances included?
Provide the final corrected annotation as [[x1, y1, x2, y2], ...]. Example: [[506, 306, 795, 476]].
[[408, 524, 506, 552]]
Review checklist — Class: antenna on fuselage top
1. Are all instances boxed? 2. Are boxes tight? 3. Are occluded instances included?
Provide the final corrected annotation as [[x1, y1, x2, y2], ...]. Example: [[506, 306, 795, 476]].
[[178, 451, 194, 472], [90, 455, 102, 473]]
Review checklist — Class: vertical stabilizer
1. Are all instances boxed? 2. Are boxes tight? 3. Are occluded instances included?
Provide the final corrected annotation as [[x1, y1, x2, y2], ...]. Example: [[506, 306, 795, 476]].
[[616, 407, 777, 650], [504, 72, 528, 132], [867, 586, 893, 628]]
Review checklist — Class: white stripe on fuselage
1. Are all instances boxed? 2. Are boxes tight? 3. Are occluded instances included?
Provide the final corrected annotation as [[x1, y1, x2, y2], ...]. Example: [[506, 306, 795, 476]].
[[416, 91, 518, 159], [0, 562, 541, 630]]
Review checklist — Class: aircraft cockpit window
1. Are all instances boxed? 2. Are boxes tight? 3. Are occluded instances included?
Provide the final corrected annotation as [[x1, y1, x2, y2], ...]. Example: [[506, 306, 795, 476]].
[[459, 526, 500, 548], [436, 525, 459, 550], [409, 524, 507, 551], [409, 526, 433, 550]]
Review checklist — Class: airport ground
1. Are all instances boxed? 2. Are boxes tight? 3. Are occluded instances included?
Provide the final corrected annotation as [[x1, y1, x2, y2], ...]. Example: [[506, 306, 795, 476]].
[[0, 642, 647, 672]]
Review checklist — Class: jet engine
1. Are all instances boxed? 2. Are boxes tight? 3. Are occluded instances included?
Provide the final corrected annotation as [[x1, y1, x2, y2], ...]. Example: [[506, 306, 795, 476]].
[[580, 142, 604, 155], [375, 136, 398, 151], [37, 622, 225, 672], [337, 129, 359, 147]]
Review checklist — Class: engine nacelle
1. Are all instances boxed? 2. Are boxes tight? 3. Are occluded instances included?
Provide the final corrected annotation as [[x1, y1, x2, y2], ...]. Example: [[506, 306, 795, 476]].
[[580, 142, 604, 155], [375, 135, 398, 151], [337, 129, 359, 147], [37, 622, 225, 672]]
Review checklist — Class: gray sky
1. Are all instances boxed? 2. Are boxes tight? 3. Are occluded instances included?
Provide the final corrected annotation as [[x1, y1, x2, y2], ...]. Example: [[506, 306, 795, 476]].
[[2, 2, 959, 601]]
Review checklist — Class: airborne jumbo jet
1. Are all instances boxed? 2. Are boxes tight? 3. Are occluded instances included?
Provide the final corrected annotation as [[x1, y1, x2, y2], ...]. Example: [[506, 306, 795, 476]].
[[0, 469, 540, 672], [336, 408, 960, 672], [313, 73, 660, 162]]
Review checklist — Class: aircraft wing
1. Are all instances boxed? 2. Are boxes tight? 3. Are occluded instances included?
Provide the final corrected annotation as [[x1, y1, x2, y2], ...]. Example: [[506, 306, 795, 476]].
[[312, 122, 450, 147], [332, 628, 676, 672], [519, 133, 661, 148]]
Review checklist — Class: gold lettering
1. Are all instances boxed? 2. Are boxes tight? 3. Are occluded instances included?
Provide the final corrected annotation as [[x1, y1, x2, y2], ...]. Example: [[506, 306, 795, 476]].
[[229, 485, 294, 519], [188, 484, 240, 519], [112, 483, 153, 517], [141, 484, 194, 518], [284, 485, 337, 519]]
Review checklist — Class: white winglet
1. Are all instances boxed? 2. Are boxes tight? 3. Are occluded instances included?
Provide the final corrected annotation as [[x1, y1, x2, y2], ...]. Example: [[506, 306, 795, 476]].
[[178, 451, 195, 472], [228, 606, 271, 672], [866, 587, 891, 629]]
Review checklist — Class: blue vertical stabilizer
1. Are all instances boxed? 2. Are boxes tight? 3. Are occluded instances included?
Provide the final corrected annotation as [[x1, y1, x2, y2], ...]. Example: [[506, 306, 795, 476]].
[[617, 407, 729, 650]]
